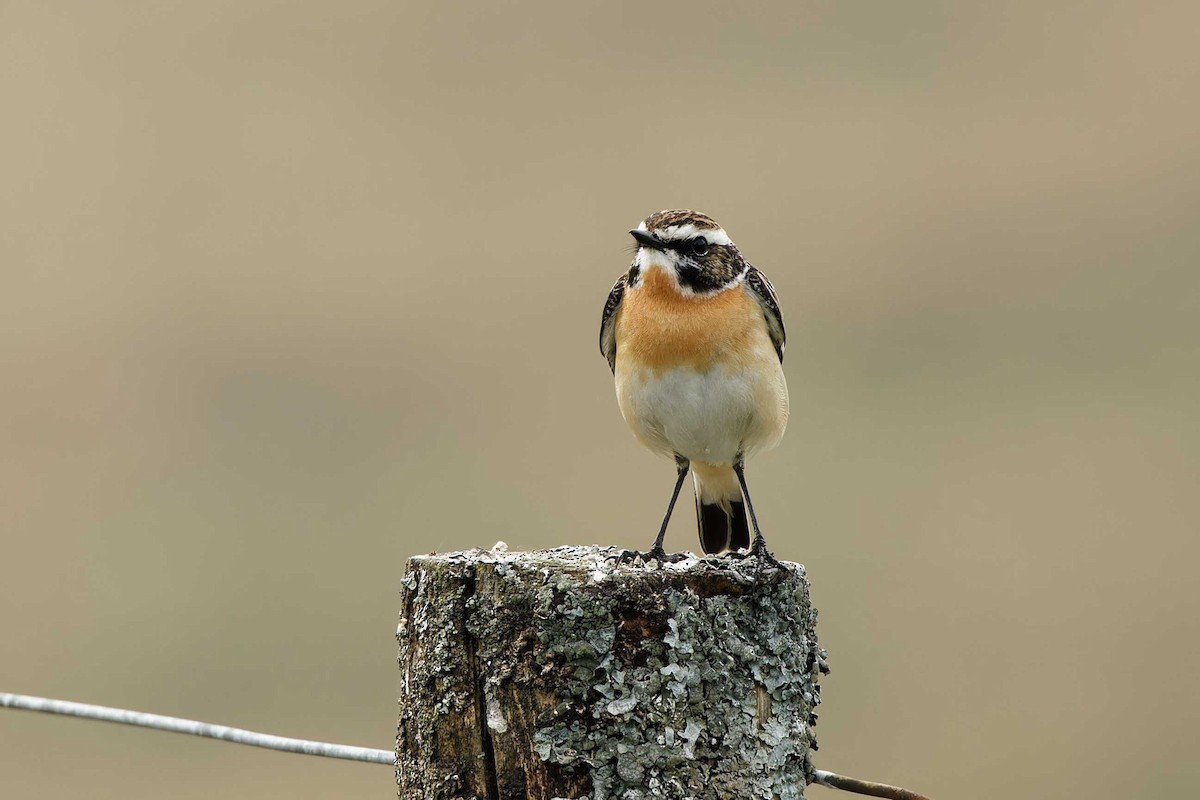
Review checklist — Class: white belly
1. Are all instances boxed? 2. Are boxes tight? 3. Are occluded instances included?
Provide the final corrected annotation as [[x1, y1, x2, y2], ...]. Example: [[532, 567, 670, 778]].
[[615, 358, 788, 467]]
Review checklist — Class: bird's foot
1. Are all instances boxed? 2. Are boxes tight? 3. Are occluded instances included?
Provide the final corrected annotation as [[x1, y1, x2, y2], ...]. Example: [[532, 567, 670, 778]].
[[609, 546, 688, 566], [647, 546, 691, 564], [735, 538, 787, 573]]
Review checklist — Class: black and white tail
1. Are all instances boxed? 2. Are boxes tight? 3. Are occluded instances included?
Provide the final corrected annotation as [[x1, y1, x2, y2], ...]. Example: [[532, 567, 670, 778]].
[[692, 464, 750, 554], [696, 497, 750, 554]]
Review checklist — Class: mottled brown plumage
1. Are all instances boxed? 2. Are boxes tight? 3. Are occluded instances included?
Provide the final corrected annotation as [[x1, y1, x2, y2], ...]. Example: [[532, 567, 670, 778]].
[[641, 209, 722, 231]]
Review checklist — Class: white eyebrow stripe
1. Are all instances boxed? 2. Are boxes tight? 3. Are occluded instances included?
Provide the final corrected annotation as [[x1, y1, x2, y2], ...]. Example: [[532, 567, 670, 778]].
[[657, 223, 733, 246]]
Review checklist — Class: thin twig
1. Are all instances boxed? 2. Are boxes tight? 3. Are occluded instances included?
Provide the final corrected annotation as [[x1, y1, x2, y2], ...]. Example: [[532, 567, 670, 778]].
[[814, 769, 932, 800], [0, 693, 393, 765]]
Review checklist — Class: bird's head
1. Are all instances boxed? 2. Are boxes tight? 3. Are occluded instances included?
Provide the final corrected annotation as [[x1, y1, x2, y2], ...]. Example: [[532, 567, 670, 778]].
[[629, 209, 747, 295]]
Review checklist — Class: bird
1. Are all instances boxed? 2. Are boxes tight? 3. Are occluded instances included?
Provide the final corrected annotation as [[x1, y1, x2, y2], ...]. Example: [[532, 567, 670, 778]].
[[599, 209, 788, 560]]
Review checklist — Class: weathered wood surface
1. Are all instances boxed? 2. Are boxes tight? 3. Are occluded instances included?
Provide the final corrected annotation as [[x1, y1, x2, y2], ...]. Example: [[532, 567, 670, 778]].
[[396, 545, 827, 800]]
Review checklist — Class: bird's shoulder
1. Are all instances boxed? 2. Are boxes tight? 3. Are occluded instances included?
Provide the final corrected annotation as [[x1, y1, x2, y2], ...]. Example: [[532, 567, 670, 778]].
[[743, 265, 786, 362], [599, 269, 630, 373]]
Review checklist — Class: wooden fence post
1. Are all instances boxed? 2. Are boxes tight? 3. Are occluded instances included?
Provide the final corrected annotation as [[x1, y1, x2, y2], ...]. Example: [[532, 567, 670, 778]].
[[396, 545, 827, 799]]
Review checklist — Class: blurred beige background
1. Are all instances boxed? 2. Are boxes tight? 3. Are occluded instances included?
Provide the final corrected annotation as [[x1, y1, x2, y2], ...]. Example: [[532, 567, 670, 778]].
[[2, 2, 1197, 798]]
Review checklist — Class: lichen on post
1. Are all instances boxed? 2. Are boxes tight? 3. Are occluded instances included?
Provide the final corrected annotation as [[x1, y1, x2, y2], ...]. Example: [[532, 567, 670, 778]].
[[397, 545, 827, 800]]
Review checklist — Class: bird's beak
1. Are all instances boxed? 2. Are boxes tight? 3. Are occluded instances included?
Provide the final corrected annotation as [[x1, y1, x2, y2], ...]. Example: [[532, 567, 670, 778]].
[[629, 229, 666, 251]]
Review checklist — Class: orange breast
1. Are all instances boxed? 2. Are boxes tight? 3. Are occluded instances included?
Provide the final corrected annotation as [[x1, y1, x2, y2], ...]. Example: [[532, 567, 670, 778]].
[[615, 269, 763, 374]]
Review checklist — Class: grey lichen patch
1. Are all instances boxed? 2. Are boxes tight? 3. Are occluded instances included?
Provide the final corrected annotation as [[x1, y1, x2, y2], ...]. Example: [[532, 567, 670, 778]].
[[397, 557, 496, 799], [398, 546, 826, 800]]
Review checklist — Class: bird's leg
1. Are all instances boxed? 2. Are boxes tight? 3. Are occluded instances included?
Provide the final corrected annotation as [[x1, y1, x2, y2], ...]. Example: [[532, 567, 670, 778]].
[[733, 461, 785, 569], [644, 456, 690, 562]]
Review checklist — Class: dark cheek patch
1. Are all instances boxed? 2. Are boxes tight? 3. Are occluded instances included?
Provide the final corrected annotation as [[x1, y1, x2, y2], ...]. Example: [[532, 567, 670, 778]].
[[676, 262, 727, 294], [670, 245, 743, 294]]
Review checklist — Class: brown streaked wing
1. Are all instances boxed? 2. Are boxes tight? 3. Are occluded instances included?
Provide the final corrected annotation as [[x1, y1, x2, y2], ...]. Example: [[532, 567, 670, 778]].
[[745, 265, 786, 362], [599, 272, 627, 373]]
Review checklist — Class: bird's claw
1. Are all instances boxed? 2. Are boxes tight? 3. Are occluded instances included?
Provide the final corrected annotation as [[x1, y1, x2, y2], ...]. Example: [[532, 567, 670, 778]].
[[608, 546, 689, 566], [726, 540, 788, 573], [647, 547, 691, 564], [750, 540, 787, 572]]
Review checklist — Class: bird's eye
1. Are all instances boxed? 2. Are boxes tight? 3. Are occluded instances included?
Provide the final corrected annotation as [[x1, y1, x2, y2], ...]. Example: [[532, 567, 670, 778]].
[[690, 238, 709, 256]]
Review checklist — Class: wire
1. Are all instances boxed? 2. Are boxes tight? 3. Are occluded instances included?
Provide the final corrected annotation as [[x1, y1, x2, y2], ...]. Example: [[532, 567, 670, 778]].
[[4, 692, 933, 798], [814, 769, 932, 800], [0, 693, 393, 765]]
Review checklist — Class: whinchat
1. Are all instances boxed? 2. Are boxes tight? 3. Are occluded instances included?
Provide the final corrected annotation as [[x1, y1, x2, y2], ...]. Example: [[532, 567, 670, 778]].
[[600, 210, 788, 560]]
